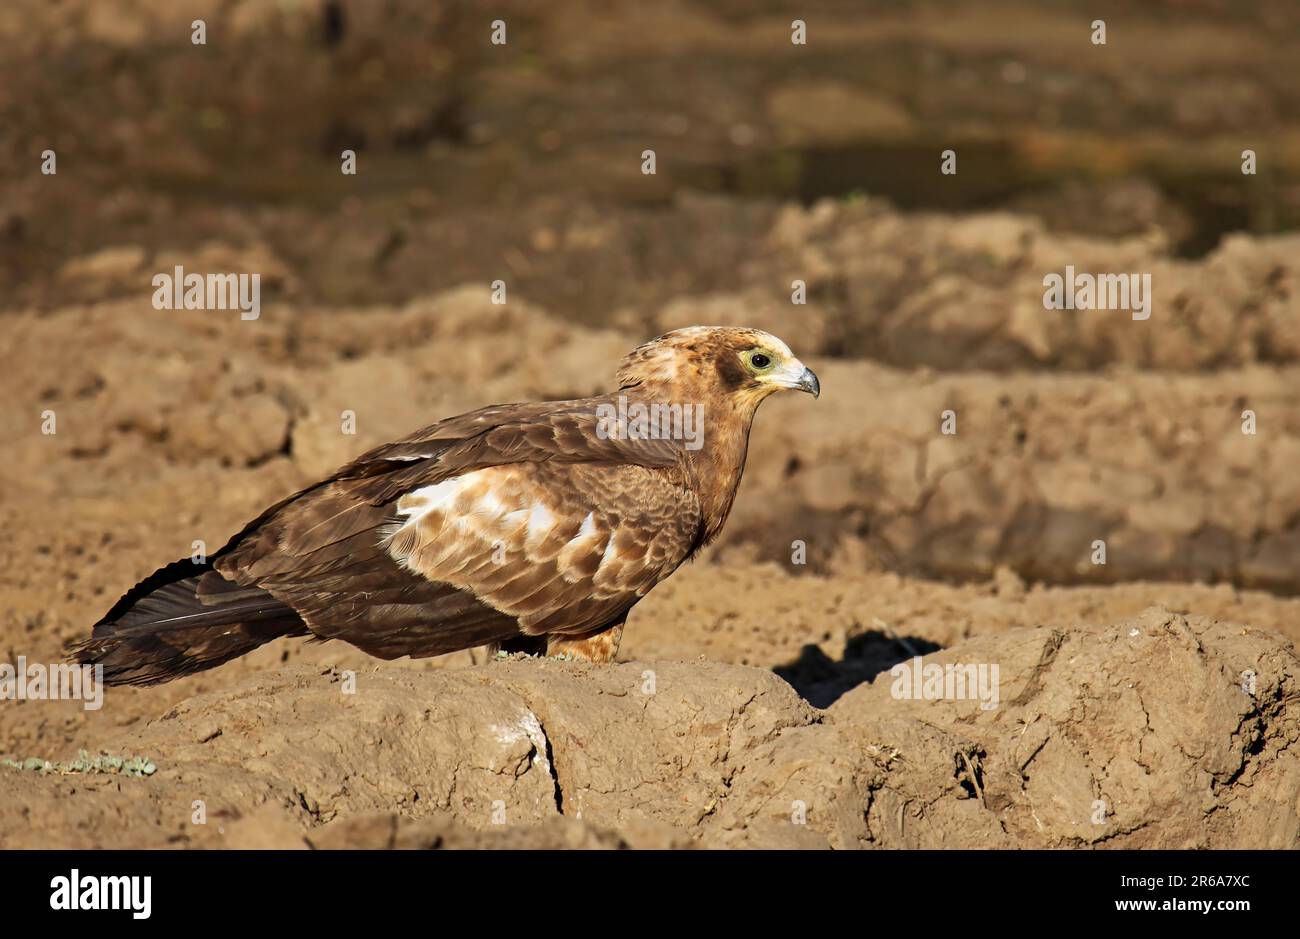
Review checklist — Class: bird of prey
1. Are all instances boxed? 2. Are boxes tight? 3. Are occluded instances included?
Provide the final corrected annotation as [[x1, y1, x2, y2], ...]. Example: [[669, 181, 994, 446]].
[[74, 326, 820, 685]]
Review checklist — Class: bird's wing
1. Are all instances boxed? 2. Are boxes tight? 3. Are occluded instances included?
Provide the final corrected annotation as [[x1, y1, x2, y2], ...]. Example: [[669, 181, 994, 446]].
[[332, 400, 684, 502], [382, 460, 701, 638], [212, 401, 700, 658]]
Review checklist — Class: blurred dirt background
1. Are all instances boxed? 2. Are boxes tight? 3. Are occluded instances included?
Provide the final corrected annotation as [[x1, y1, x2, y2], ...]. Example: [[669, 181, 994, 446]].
[[1, 0, 1299, 848]]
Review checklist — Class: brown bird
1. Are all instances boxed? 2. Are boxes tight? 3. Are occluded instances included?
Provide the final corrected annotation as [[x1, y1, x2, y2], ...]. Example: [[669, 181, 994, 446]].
[[73, 326, 820, 685]]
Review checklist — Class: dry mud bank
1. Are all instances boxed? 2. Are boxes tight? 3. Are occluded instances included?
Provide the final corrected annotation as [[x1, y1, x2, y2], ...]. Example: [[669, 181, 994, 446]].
[[2, 286, 1299, 848], [4, 284, 1299, 596], [1, 610, 1296, 849]]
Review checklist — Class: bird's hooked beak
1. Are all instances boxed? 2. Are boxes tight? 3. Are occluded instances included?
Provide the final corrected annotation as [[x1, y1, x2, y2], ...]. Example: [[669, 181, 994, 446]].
[[774, 361, 819, 398], [795, 365, 820, 398]]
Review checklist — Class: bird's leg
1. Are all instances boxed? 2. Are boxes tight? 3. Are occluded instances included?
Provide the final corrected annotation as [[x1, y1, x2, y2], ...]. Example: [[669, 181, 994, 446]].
[[546, 618, 626, 664]]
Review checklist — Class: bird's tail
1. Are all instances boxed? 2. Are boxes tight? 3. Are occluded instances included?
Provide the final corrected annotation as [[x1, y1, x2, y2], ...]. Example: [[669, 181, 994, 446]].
[[70, 559, 307, 686]]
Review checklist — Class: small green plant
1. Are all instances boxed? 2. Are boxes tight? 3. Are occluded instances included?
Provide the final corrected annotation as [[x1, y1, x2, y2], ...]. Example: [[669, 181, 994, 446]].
[[2, 750, 157, 777]]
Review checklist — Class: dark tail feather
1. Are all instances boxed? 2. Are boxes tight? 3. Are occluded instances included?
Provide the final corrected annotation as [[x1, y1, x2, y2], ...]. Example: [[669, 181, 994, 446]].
[[70, 560, 307, 686]]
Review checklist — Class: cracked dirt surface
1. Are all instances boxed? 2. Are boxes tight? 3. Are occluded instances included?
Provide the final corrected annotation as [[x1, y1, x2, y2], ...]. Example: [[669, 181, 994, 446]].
[[1, 610, 1295, 848]]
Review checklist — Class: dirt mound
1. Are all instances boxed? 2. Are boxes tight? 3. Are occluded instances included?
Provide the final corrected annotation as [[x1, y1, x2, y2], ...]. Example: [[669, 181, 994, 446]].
[[831, 608, 1300, 848], [15, 200, 1300, 375], [758, 204, 1300, 370], [726, 356, 1300, 588], [6, 286, 1299, 593], [2, 608, 1294, 848]]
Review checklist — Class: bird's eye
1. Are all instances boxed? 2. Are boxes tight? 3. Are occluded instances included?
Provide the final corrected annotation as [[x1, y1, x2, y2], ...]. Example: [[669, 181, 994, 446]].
[[750, 352, 772, 370]]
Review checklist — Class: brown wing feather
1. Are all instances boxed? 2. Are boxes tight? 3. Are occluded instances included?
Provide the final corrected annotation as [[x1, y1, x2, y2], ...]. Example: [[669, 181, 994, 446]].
[[214, 487, 522, 658], [338, 404, 683, 505], [383, 461, 701, 638], [210, 397, 701, 659]]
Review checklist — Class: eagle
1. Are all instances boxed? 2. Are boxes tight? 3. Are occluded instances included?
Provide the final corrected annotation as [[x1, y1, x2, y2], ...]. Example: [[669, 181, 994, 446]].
[[73, 326, 820, 685]]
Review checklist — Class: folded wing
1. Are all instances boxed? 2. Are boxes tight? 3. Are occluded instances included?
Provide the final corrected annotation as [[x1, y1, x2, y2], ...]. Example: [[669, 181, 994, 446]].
[[212, 400, 702, 659]]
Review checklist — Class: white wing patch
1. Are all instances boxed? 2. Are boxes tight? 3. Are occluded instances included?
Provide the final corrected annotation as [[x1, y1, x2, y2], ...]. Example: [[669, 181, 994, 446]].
[[383, 468, 608, 586], [596, 529, 620, 574], [394, 477, 463, 524], [379, 464, 693, 630], [524, 502, 556, 552], [557, 512, 608, 582], [383, 472, 508, 560]]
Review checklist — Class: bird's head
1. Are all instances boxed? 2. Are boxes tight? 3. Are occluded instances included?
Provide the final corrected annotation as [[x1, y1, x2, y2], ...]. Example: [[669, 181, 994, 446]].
[[616, 326, 820, 413]]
